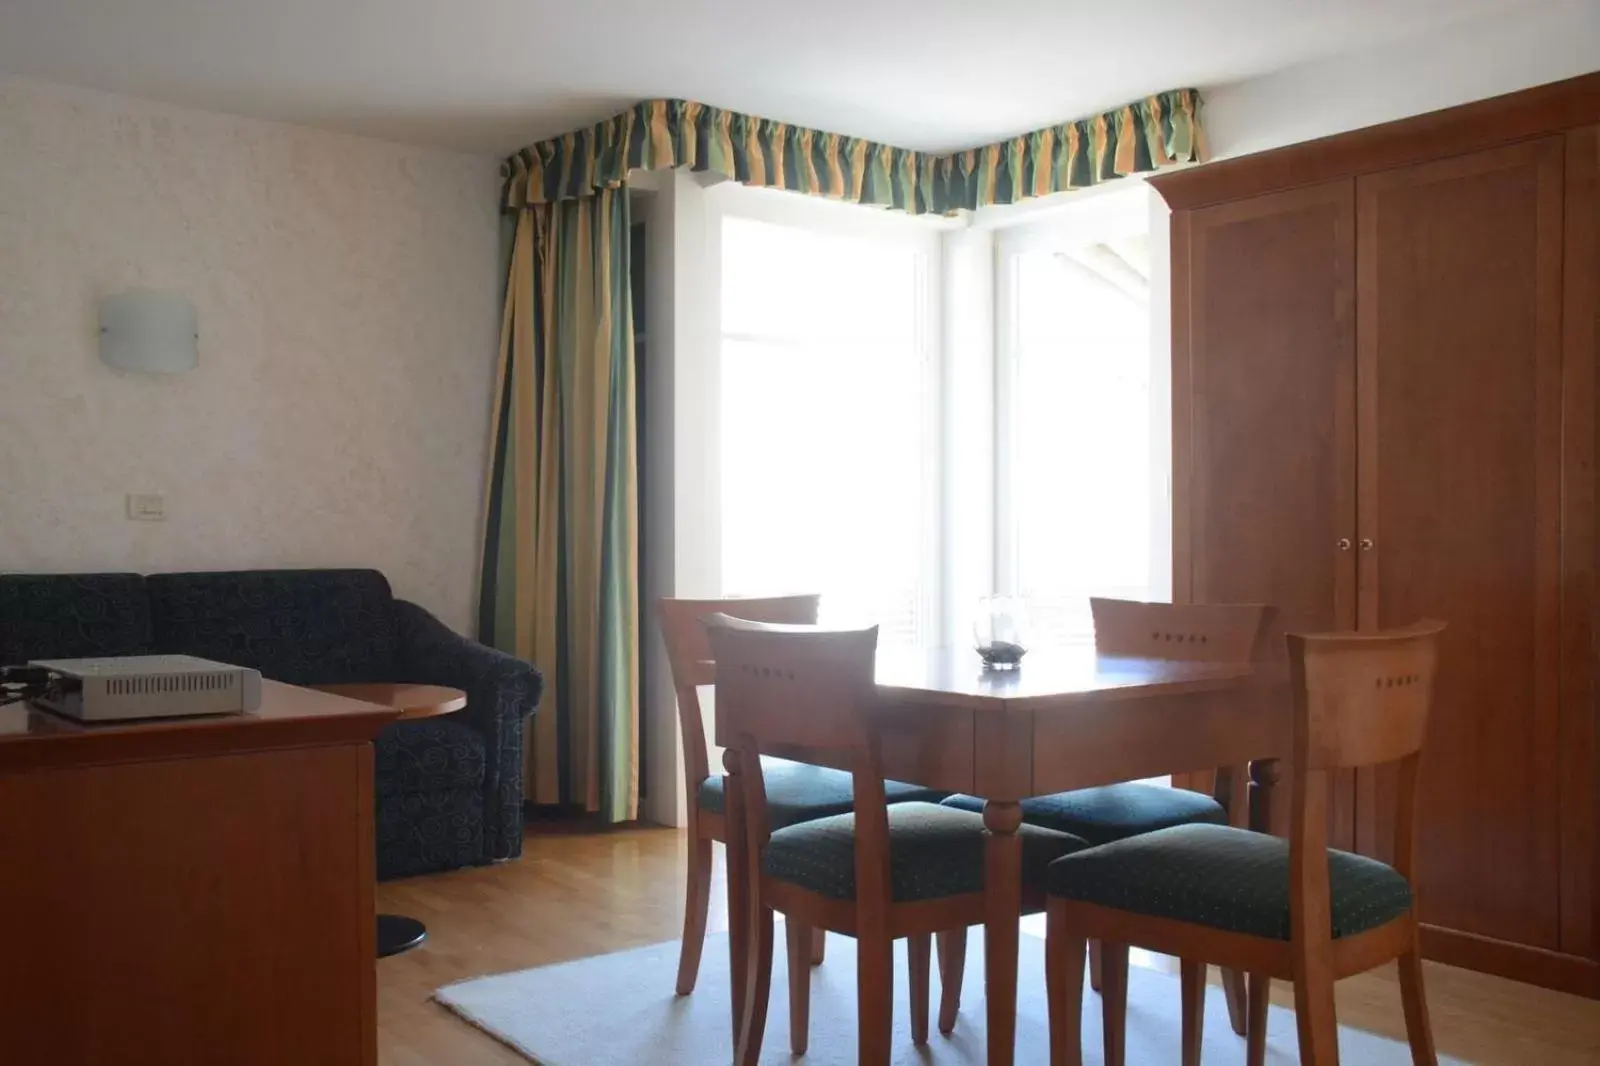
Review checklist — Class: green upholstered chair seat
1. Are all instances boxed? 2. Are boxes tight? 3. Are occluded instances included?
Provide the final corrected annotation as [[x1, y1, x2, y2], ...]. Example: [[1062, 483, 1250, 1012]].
[[941, 783, 1226, 846], [1046, 822, 1413, 940], [698, 757, 947, 830], [763, 801, 1091, 904]]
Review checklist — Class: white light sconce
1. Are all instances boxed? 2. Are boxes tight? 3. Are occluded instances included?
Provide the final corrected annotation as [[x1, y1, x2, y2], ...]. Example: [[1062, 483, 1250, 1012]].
[[99, 289, 198, 374]]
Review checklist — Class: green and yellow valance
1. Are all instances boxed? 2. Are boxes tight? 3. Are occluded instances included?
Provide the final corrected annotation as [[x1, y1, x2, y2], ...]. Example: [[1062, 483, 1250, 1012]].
[[502, 88, 1206, 216]]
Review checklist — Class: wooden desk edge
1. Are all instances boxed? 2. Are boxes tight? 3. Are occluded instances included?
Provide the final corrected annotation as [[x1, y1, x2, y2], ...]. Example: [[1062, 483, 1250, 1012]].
[[0, 687, 399, 775]]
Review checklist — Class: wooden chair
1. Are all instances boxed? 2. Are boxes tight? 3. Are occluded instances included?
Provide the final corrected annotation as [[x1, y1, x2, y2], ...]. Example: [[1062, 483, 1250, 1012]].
[[657, 595, 945, 997], [708, 616, 1090, 1064], [937, 597, 1272, 1030], [1044, 620, 1445, 1066]]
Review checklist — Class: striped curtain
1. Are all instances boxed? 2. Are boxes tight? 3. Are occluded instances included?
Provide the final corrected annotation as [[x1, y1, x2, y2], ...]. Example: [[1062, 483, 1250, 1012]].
[[926, 90, 1206, 211], [501, 89, 1206, 214], [480, 189, 639, 822]]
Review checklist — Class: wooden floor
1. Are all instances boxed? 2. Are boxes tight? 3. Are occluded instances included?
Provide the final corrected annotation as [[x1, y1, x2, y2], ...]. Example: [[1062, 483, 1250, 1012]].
[[377, 823, 1600, 1066]]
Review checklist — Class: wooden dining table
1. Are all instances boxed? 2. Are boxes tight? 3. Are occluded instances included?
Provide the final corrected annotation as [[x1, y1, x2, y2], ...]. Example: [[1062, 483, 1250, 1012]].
[[716, 643, 1290, 1066]]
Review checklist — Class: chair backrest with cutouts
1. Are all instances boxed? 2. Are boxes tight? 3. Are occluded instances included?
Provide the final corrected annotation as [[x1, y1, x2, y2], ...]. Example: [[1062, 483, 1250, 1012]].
[[706, 615, 880, 760], [1286, 620, 1445, 918], [705, 615, 893, 915], [1289, 622, 1445, 774], [1090, 597, 1273, 664], [657, 595, 822, 803]]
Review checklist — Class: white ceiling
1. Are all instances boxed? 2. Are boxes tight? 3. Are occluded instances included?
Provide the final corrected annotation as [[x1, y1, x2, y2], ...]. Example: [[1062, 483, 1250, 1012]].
[[0, 0, 1541, 157]]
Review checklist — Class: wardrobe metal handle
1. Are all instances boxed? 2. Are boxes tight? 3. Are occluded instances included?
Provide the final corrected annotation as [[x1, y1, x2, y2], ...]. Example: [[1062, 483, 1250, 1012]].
[[1337, 538, 1352, 551], [1360, 538, 1375, 552]]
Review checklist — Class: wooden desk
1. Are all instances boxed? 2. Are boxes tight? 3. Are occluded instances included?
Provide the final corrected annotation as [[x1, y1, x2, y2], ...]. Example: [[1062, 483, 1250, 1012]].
[[0, 681, 397, 1066], [717, 645, 1288, 1066]]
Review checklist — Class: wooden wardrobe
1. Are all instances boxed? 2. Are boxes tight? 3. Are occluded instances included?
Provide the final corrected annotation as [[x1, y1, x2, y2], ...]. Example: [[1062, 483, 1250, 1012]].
[[1151, 73, 1600, 997]]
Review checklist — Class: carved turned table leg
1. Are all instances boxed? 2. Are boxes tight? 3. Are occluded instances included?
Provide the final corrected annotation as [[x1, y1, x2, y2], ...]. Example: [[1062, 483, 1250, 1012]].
[[1251, 758, 1283, 838], [1220, 758, 1285, 1041], [984, 799, 1024, 1066]]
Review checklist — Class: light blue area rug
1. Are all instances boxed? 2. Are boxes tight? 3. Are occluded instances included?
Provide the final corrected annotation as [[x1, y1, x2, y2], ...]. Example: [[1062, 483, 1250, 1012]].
[[436, 928, 1462, 1065]]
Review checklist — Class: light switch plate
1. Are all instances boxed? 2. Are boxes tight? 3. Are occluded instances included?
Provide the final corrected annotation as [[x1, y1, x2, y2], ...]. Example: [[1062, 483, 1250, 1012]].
[[125, 493, 166, 521]]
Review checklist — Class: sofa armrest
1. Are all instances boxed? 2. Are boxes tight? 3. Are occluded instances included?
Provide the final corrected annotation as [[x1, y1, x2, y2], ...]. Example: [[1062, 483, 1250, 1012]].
[[390, 598, 542, 861]]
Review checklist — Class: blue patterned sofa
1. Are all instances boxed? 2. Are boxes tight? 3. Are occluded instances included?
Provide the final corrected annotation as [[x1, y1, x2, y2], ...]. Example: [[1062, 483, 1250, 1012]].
[[0, 568, 541, 881]]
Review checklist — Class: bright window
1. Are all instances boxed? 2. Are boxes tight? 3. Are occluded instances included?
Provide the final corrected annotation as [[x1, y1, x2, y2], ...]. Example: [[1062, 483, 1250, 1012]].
[[998, 195, 1159, 645], [717, 206, 940, 650]]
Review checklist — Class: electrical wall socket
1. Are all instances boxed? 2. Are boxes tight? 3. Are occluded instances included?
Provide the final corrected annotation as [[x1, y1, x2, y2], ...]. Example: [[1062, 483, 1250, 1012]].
[[125, 493, 166, 521]]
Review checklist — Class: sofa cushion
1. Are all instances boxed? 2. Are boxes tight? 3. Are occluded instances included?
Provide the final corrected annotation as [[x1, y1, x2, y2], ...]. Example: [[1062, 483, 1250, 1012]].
[[0, 573, 152, 664], [376, 785, 484, 881], [375, 719, 487, 796], [147, 569, 397, 684]]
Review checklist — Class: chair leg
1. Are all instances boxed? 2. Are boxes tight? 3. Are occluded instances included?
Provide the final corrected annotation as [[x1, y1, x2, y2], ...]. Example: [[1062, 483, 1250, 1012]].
[[1088, 938, 1103, 993], [908, 933, 932, 1045], [1397, 948, 1439, 1066], [936, 926, 968, 1035], [810, 926, 827, 966], [1044, 910, 1087, 1066], [1180, 959, 1206, 1066], [1291, 965, 1340, 1066], [857, 930, 895, 1065], [734, 903, 775, 1066], [785, 920, 812, 1056], [1246, 973, 1270, 1066], [1100, 942, 1129, 1066], [674, 833, 713, 995], [1222, 966, 1249, 1036]]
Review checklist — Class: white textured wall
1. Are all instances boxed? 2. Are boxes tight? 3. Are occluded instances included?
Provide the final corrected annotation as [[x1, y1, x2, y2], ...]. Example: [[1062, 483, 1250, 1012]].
[[0, 77, 502, 631], [1205, 1, 1600, 159]]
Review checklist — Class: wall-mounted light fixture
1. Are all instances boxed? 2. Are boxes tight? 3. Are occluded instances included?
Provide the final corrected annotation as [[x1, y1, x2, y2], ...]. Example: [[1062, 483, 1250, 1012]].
[[99, 290, 198, 374]]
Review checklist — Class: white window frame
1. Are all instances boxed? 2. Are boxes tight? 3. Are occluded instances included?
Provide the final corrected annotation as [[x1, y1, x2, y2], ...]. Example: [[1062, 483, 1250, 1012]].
[[703, 180, 952, 647], [991, 183, 1171, 610]]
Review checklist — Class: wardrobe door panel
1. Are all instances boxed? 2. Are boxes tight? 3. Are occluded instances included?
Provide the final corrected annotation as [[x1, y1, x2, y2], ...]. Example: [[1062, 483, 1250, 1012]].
[[1562, 125, 1599, 960], [1358, 138, 1566, 950], [1179, 181, 1357, 845], [1184, 182, 1357, 631]]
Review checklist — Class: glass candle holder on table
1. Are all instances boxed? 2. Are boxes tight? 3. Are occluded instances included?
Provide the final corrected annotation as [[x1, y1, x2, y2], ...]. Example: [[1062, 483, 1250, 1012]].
[[974, 595, 1030, 670]]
